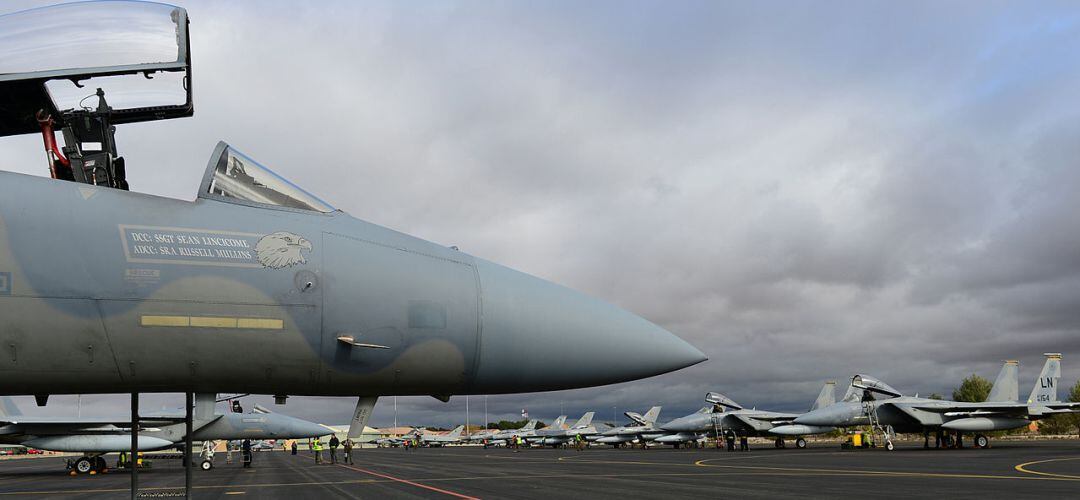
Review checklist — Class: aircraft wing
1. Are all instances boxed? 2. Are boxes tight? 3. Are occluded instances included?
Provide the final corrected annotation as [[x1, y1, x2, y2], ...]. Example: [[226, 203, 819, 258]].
[[729, 414, 775, 432]]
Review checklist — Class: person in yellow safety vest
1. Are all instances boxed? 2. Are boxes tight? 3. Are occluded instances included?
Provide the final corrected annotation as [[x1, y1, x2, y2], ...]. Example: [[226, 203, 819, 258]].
[[312, 437, 323, 464]]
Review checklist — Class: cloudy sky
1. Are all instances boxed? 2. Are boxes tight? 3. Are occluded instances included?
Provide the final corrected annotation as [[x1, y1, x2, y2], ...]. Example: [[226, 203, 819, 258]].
[[3, 0, 1080, 427]]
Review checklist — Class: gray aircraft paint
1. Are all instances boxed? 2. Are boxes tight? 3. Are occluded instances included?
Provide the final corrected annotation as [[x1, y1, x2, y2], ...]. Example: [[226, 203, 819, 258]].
[[662, 383, 838, 439], [795, 355, 1080, 434], [0, 394, 327, 452], [0, 3, 705, 400]]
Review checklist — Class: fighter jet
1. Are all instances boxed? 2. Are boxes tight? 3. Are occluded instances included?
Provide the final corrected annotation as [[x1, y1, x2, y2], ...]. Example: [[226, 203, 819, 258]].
[[0, 394, 327, 474], [536, 412, 607, 446], [415, 425, 466, 447], [0, 1, 705, 416], [491, 419, 542, 445], [596, 407, 665, 446], [794, 355, 1080, 450], [523, 415, 569, 444], [660, 382, 838, 449]]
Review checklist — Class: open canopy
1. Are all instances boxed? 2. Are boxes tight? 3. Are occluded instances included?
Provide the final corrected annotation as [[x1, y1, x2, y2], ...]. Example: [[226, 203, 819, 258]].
[[0, 1, 192, 137]]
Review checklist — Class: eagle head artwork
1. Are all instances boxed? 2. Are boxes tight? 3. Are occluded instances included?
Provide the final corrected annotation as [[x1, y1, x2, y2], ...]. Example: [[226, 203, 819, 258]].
[[255, 231, 312, 269]]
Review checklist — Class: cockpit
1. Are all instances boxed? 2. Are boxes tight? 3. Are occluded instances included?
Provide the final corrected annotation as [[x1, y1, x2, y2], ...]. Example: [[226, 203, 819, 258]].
[[203, 145, 335, 213], [0, 2, 334, 214]]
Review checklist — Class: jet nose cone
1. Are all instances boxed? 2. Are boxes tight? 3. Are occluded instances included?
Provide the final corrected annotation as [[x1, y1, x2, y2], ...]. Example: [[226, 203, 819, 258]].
[[470, 260, 706, 393]]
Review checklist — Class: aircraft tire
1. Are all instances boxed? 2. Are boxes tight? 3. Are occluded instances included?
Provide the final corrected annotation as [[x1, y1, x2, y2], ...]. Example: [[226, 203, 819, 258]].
[[201, 460, 213, 471], [94, 456, 107, 472], [796, 438, 807, 449], [975, 435, 988, 448], [885, 441, 895, 451], [74, 457, 93, 474]]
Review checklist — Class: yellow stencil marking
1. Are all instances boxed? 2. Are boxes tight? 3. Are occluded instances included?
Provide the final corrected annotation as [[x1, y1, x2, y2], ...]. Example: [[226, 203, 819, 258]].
[[140, 315, 283, 330]]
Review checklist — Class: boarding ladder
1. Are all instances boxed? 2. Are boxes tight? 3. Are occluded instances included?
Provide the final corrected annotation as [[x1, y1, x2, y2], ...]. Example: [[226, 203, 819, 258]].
[[861, 400, 894, 450]]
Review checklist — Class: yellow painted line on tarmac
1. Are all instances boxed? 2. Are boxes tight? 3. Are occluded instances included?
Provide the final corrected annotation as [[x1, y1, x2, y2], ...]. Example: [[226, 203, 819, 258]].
[[0, 479, 380, 496], [225, 492, 246, 495], [1015, 457, 1080, 479], [693, 458, 1080, 481]]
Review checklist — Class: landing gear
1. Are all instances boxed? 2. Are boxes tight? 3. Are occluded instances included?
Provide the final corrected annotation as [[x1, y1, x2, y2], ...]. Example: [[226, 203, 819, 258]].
[[795, 437, 807, 449], [974, 434, 989, 449], [885, 441, 895, 451], [200, 460, 213, 471], [74, 457, 93, 474], [71, 455, 108, 474]]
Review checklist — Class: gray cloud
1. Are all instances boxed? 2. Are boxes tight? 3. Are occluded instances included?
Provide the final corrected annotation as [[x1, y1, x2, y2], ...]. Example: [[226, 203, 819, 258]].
[[3, 0, 1080, 425]]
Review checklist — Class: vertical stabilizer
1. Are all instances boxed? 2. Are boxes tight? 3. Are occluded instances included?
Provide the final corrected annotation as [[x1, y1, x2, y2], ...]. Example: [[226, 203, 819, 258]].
[[522, 419, 538, 430], [194, 393, 217, 421], [1028, 353, 1062, 404], [642, 406, 662, 424], [550, 415, 567, 429], [987, 360, 1019, 402], [810, 381, 837, 411], [348, 396, 378, 440], [448, 425, 465, 437], [573, 412, 595, 428]]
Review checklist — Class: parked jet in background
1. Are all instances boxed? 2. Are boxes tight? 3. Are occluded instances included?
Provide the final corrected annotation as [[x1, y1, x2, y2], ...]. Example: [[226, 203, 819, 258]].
[[537, 412, 609, 446], [795, 355, 1078, 450], [597, 407, 664, 446], [417, 425, 466, 447], [491, 419, 542, 444], [661, 382, 837, 449], [524, 416, 569, 444], [0, 394, 327, 473]]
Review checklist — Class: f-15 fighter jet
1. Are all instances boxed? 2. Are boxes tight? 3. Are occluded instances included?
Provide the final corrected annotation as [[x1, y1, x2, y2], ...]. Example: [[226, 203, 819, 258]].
[[795, 354, 1079, 450], [0, 2, 705, 404], [0, 394, 327, 474], [660, 382, 838, 449]]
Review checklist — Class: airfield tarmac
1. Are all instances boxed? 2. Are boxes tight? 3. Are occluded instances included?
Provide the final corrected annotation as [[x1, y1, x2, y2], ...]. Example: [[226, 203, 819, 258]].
[[0, 441, 1078, 498]]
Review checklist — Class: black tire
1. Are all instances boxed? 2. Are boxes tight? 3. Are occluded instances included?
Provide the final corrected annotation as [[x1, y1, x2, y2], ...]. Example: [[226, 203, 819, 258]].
[[201, 460, 213, 471], [796, 438, 807, 449], [975, 435, 989, 448], [886, 441, 895, 451], [74, 457, 93, 474], [94, 456, 107, 472]]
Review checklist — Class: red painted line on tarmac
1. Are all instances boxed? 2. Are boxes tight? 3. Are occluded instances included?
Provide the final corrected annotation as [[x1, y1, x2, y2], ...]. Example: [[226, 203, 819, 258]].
[[337, 464, 480, 499]]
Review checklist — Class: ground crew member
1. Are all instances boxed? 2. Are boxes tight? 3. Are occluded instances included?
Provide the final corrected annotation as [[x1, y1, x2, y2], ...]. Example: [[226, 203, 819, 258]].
[[312, 437, 323, 464], [739, 435, 748, 452], [329, 434, 340, 464], [241, 439, 253, 468], [291, 441, 298, 455], [343, 439, 353, 464], [726, 431, 736, 452], [575, 434, 585, 451]]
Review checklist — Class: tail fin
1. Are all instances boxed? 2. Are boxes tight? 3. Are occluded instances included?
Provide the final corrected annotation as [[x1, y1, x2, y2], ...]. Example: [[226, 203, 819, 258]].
[[0, 396, 22, 418], [551, 415, 567, 429], [522, 419, 538, 430], [573, 412, 594, 429], [987, 360, 1019, 402], [194, 393, 217, 421], [1027, 353, 1062, 404], [810, 381, 837, 411], [642, 406, 662, 424], [449, 425, 465, 437]]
